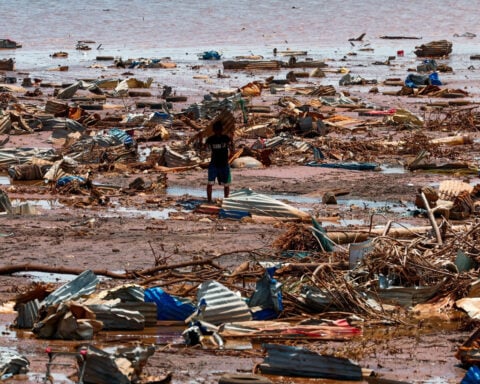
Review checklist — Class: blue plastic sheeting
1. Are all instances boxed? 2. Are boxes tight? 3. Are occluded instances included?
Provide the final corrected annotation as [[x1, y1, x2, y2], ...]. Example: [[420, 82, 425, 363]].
[[249, 267, 283, 320], [145, 287, 195, 321], [201, 51, 222, 60], [461, 366, 480, 384], [56, 175, 86, 187], [305, 161, 378, 171], [108, 128, 134, 146], [405, 72, 442, 88]]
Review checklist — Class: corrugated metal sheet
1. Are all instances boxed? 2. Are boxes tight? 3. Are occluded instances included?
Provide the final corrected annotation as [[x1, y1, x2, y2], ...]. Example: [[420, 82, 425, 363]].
[[196, 280, 252, 325], [118, 302, 157, 327], [15, 299, 40, 329], [0, 115, 11, 134], [0, 190, 12, 214], [0, 148, 57, 167], [349, 239, 373, 269], [80, 344, 155, 384], [87, 305, 145, 330], [41, 270, 99, 309], [375, 284, 440, 308], [438, 179, 473, 201], [259, 343, 363, 381], [45, 100, 68, 115], [222, 189, 310, 220], [100, 284, 145, 302], [164, 146, 202, 168], [300, 285, 334, 312], [264, 136, 285, 149]]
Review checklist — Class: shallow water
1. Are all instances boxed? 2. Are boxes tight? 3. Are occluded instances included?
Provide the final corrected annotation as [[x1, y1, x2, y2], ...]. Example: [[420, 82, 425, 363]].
[[2, 0, 480, 85]]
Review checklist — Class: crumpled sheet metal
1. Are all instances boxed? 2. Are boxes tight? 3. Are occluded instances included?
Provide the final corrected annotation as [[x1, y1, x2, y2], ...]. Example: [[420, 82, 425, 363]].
[[0, 148, 57, 168], [222, 188, 310, 220], [195, 280, 252, 325], [258, 343, 363, 381], [0, 347, 29, 379], [33, 302, 102, 340], [79, 344, 155, 384], [0, 189, 12, 213], [41, 270, 99, 309]]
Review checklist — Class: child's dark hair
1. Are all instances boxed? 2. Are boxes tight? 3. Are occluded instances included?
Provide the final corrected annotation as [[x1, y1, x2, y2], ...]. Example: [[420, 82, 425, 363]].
[[213, 120, 223, 133]]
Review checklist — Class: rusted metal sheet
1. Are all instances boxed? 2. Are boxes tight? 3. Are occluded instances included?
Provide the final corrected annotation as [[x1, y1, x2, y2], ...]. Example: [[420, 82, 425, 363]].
[[438, 179, 473, 201], [196, 280, 252, 325], [258, 343, 363, 380], [222, 189, 310, 220], [45, 99, 68, 115], [456, 327, 480, 365]]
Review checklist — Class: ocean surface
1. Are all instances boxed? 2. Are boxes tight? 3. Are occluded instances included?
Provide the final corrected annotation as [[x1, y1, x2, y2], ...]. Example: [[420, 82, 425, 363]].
[[2, 0, 480, 93], [2, 0, 480, 62]]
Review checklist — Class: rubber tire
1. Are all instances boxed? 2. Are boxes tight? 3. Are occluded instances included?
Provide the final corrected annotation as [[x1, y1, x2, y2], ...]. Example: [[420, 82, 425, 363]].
[[218, 373, 272, 384]]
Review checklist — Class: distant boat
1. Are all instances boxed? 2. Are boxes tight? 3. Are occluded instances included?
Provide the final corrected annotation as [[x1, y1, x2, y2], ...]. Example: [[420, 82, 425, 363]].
[[0, 39, 22, 49]]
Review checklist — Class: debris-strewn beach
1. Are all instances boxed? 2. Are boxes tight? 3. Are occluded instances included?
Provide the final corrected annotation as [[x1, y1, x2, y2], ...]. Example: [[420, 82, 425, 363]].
[[4, 1, 480, 383]]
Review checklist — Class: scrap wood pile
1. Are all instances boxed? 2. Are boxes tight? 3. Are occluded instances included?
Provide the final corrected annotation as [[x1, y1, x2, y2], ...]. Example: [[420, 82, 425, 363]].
[[271, 218, 480, 317], [425, 106, 480, 132]]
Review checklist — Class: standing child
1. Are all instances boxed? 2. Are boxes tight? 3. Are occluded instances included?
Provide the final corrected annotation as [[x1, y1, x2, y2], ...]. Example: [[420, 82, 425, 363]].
[[206, 121, 234, 203]]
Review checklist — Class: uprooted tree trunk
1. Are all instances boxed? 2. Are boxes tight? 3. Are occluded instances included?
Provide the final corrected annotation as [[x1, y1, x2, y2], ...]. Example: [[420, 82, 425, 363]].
[[0, 257, 225, 280]]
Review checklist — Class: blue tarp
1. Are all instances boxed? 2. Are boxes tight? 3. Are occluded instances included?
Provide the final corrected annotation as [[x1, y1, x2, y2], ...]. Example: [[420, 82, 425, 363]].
[[201, 51, 222, 60], [108, 128, 134, 147], [249, 267, 283, 320], [56, 175, 86, 188], [461, 366, 480, 384], [405, 72, 442, 88], [145, 287, 196, 321]]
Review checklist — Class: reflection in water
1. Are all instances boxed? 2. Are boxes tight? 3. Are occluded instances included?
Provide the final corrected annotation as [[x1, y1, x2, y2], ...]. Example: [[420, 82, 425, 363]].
[[11, 199, 62, 210]]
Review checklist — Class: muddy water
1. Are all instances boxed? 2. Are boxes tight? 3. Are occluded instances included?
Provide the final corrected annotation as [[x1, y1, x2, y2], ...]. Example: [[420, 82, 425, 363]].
[[2, 0, 480, 88]]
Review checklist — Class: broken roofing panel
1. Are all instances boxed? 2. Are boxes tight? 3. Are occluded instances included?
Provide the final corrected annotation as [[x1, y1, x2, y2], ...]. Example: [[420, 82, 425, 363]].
[[258, 343, 363, 381], [195, 280, 252, 325], [41, 270, 99, 309], [222, 189, 310, 220]]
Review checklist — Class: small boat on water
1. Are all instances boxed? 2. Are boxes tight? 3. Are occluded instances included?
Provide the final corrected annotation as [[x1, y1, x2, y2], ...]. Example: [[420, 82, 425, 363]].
[[0, 39, 22, 49]]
